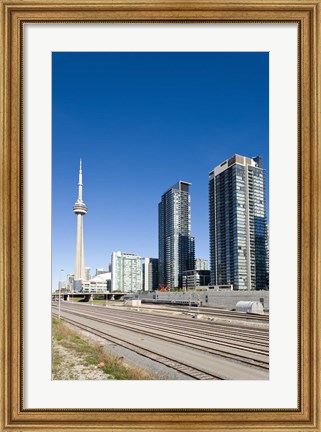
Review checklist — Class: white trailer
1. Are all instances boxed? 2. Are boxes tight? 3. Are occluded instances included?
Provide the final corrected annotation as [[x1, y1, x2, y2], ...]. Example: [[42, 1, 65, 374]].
[[235, 301, 264, 314]]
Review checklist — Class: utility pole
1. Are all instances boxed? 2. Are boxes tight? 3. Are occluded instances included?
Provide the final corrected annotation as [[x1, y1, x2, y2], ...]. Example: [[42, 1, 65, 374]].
[[58, 268, 64, 320]]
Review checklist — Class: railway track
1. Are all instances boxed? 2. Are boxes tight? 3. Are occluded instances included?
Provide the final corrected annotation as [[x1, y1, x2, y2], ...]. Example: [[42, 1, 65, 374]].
[[59, 305, 269, 355], [56, 301, 269, 340], [138, 302, 269, 322], [53, 303, 269, 371], [53, 310, 224, 380], [96, 310, 270, 347], [60, 301, 269, 336]]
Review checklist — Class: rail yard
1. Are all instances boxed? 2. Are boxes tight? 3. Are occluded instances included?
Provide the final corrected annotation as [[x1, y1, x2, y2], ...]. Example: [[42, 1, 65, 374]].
[[52, 301, 269, 380]]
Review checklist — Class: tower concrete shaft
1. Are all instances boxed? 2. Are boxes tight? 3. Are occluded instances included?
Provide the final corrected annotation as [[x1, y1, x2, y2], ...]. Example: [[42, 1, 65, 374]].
[[73, 159, 87, 280]]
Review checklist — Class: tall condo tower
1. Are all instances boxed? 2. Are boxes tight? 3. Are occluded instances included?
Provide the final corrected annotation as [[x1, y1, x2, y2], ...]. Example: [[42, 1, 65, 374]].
[[158, 181, 195, 289], [209, 154, 268, 290], [111, 252, 142, 292], [73, 159, 87, 281]]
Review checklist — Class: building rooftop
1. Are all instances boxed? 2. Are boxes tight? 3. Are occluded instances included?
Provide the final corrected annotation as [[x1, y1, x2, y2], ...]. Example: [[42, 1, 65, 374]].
[[162, 180, 192, 196], [209, 154, 263, 178], [90, 272, 111, 282]]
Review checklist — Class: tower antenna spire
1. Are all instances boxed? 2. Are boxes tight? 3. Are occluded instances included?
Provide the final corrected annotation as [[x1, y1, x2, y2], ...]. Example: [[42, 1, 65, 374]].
[[73, 159, 87, 283], [78, 158, 83, 200]]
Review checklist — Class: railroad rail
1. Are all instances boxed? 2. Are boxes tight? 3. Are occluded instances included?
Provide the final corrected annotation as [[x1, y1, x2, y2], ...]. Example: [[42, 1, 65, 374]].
[[53, 311, 223, 380], [59, 306, 269, 356], [52, 302, 269, 375], [140, 301, 269, 322]]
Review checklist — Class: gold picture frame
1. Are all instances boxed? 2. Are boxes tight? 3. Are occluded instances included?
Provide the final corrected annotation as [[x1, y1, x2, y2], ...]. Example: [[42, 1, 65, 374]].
[[0, 0, 320, 430]]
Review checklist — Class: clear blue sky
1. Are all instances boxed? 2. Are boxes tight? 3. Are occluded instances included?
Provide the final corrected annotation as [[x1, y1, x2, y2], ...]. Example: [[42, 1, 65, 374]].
[[52, 52, 269, 289]]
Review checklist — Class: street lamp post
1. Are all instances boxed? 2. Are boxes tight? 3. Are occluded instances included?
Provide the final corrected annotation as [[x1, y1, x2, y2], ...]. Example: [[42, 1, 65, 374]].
[[58, 268, 64, 320]]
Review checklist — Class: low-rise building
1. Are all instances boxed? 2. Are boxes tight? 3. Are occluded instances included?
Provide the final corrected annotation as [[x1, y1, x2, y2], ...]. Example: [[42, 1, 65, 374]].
[[81, 272, 111, 292], [182, 269, 211, 290]]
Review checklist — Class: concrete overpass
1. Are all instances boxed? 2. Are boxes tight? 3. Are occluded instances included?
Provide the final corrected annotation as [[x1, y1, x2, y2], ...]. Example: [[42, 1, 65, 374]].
[[51, 292, 125, 302]]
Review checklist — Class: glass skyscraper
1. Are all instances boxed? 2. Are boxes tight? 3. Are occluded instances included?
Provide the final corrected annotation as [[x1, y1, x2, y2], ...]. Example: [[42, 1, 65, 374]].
[[142, 258, 159, 292], [158, 181, 195, 289], [111, 251, 142, 292], [209, 154, 268, 290]]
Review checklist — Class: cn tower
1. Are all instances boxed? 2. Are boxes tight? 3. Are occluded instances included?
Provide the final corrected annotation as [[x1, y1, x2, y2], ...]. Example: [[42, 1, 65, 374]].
[[73, 159, 87, 280]]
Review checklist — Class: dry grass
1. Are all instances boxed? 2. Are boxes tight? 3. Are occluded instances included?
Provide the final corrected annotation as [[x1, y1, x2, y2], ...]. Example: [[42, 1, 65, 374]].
[[52, 317, 152, 380]]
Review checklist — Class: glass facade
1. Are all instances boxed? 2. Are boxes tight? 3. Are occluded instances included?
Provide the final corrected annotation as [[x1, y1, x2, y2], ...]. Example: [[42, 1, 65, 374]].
[[195, 258, 209, 270], [159, 181, 195, 289], [111, 252, 142, 292], [182, 269, 211, 289], [209, 155, 268, 290], [142, 258, 159, 291]]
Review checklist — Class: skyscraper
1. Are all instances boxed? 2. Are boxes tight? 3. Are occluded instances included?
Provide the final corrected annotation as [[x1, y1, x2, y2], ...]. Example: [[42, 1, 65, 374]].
[[142, 258, 159, 291], [195, 258, 209, 271], [158, 181, 195, 289], [111, 251, 142, 292], [266, 223, 269, 289], [85, 267, 91, 281], [73, 159, 87, 282], [209, 154, 268, 290]]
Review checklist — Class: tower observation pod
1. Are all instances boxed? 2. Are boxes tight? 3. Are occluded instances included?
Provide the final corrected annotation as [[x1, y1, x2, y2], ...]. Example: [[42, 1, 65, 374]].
[[73, 159, 87, 283]]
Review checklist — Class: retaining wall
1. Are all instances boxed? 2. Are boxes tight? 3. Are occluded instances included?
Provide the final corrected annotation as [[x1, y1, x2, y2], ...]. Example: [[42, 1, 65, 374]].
[[141, 290, 269, 310]]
